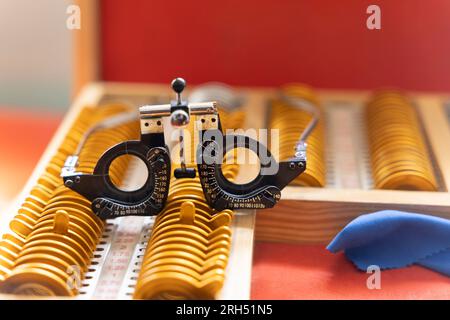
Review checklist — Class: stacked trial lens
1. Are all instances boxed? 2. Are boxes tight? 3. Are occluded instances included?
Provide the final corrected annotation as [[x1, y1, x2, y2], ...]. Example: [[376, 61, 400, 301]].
[[134, 88, 245, 299], [269, 84, 326, 187], [0, 104, 138, 296], [366, 91, 438, 191]]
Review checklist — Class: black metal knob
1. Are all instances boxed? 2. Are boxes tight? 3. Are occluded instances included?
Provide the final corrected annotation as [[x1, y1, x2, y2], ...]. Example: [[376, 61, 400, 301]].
[[174, 167, 197, 179], [171, 78, 186, 94]]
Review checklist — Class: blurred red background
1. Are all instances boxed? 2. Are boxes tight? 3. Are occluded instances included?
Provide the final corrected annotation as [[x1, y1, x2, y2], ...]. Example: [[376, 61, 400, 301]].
[[101, 0, 450, 91]]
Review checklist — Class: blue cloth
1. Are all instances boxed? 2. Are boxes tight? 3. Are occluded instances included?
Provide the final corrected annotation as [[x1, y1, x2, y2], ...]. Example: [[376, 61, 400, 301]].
[[327, 210, 450, 276]]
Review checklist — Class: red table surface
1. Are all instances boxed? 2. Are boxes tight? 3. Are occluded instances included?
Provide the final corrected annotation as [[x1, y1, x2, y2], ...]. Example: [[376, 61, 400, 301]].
[[0, 109, 449, 299]]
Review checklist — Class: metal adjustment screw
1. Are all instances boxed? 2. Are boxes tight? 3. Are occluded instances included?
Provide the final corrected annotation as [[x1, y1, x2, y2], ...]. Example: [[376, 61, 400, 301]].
[[65, 180, 74, 187], [171, 109, 189, 127], [295, 141, 307, 159], [289, 162, 296, 170], [170, 77, 190, 127], [75, 176, 81, 183]]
